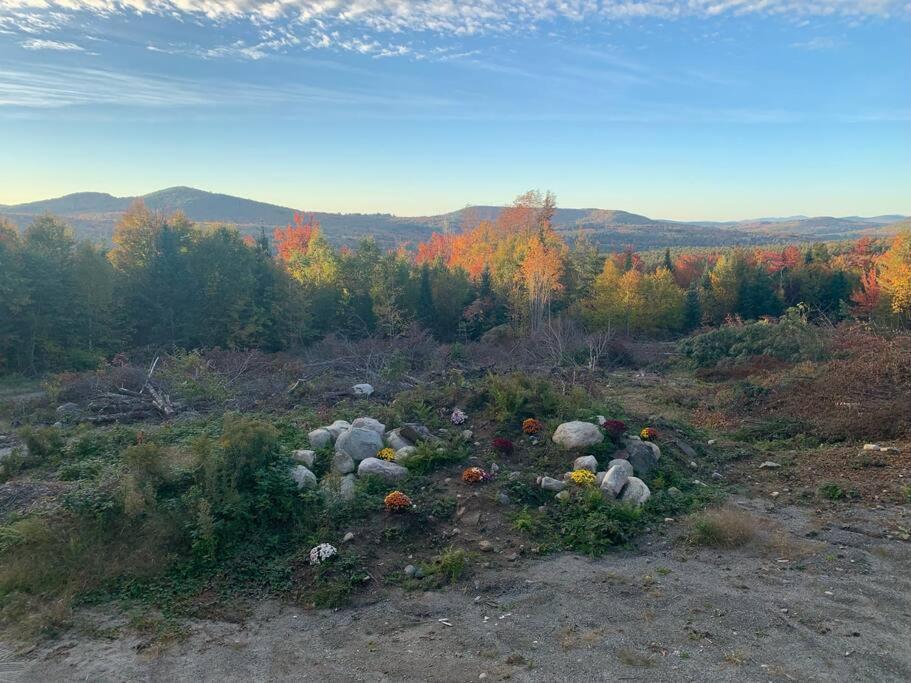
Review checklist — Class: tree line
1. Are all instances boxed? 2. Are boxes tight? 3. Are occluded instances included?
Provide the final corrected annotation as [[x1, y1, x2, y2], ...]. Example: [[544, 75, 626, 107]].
[[1, 191, 910, 374]]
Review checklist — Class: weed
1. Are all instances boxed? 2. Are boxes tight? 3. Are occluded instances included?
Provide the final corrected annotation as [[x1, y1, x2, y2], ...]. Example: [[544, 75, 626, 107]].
[[818, 483, 846, 501], [688, 508, 757, 548], [426, 547, 470, 584]]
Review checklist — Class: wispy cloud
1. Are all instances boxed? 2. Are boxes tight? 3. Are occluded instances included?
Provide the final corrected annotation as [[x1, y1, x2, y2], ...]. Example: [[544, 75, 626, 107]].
[[791, 36, 844, 50], [21, 38, 85, 51]]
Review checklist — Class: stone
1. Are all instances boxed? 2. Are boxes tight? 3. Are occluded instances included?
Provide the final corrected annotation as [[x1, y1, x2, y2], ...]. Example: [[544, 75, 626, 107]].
[[404, 564, 418, 578], [358, 457, 409, 481], [324, 420, 352, 440], [394, 446, 418, 465], [759, 461, 782, 469], [667, 486, 682, 497], [352, 383, 374, 397], [331, 450, 355, 475], [608, 458, 629, 469], [385, 428, 413, 451], [339, 474, 356, 501], [342, 531, 355, 543], [289, 465, 317, 490], [552, 421, 604, 449], [573, 455, 598, 472], [707, 439, 717, 446], [497, 493, 511, 506], [308, 428, 332, 450], [674, 439, 698, 459], [56, 402, 81, 418], [602, 462, 633, 498], [461, 429, 474, 440], [400, 423, 435, 444], [352, 417, 385, 435], [478, 540, 494, 553], [539, 476, 566, 492], [292, 449, 316, 468], [336, 427, 383, 462], [624, 441, 660, 477], [555, 490, 571, 501], [595, 471, 607, 486], [619, 476, 651, 506], [862, 443, 881, 451]]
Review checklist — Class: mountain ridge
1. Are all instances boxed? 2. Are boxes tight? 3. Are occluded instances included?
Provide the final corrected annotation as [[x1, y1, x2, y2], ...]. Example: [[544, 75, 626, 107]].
[[2, 186, 907, 251]]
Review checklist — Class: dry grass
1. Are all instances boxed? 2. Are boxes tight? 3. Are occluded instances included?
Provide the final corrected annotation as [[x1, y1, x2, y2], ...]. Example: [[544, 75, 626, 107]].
[[687, 508, 758, 549]]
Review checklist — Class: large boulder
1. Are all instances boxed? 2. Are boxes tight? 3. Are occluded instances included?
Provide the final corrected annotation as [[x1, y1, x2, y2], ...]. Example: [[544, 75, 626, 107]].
[[601, 461, 633, 498], [335, 427, 383, 462], [385, 428, 413, 451], [619, 476, 651, 506], [357, 457, 409, 481], [394, 446, 419, 465], [331, 450, 355, 475], [623, 441, 660, 477], [573, 455, 598, 472], [289, 465, 317, 490], [352, 417, 385, 436], [292, 449, 316, 468], [552, 421, 604, 449], [400, 423, 436, 444], [539, 476, 566, 492], [308, 428, 332, 450], [324, 420, 352, 440]]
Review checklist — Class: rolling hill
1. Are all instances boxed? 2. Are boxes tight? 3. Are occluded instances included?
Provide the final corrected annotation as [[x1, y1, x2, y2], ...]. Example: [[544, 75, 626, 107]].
[[1, 186, 906, 251]]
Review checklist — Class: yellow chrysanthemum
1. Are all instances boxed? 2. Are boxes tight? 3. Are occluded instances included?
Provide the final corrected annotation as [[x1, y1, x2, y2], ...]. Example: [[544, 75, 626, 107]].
[[568, 470, 596, 486], [377, 447, 396, 461]]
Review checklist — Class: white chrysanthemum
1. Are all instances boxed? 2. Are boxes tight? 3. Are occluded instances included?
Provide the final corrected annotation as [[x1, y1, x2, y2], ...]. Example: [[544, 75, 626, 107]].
[[309, 543, 338, 566]]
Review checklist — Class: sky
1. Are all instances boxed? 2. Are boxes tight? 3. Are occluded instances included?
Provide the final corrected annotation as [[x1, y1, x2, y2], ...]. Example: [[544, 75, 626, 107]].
[[0, 1, 909, 220]]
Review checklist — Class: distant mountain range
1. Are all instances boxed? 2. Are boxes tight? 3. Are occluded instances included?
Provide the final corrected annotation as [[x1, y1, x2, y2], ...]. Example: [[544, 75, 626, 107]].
[[2, 186, 907, 252]]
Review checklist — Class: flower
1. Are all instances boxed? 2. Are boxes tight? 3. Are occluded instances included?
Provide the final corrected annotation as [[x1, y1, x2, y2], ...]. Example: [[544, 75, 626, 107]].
[[377, 447, 396, 461], [309, 543, 337, 565], [568, 470, 597, 486], [384, 490, 413, 511], [601, 419, 627, 441], [640, 427, 658, 441], [492, 437, 514, 454], [451, 408, 468, 425], [462, 466, 489, 483], [522, 418, 543, 434]]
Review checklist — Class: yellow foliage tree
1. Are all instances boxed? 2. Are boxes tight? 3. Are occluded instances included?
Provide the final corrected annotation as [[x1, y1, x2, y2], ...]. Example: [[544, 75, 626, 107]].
[[879, 232, 911, 316]]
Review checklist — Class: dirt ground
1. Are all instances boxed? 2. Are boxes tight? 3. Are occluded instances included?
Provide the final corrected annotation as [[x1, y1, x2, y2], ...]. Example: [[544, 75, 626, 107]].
[[11, 495, 911, 683]]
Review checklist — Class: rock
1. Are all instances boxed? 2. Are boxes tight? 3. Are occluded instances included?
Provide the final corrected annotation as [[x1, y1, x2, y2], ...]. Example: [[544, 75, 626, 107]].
[[53, 422, 63, 429], [555, 490, 571, 501], [619, 476, 651, 506], [289, 465, 317, 490], [0, 447, 13, 462], [573, 455, 598, 472], [595, 471, 607, 486], [461, 429, 474, 440], [667, 486, 682, 497], [331, 450, 355, 475], [711, 471, 723, 480], [552, 421, 603, 449], [707, 439, 717, 446], [862, 443, 881, 451], [478, 540, 494, 553], [352, 383, 374, 397], [539, 476, 566, 492], [339, 474, 356, 501], [608, 458, 630, 469], [602, 462, 633, 498], [357, 457, 409, 481], [292, 449, 316, 467], [759, 461, 782, 469], [55, 402, 81, 418], [497, 493, 511, 506], [623, 441, 660, 477], [324, 420, 352, 440], [342, 531, 355, 543], [385, 428, 413, 451], [400, 423, 436, 444], [352, 417, 385, 436], [394, 446, 418, 465], [674, 439, 698, 459], [308, 428, 333, 450], [404, 564, 418, 578], [336, 427, 383, 462]]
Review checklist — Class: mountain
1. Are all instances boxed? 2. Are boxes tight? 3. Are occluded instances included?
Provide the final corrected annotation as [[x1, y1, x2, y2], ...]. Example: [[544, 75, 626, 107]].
[[2, 186, 907, 251]]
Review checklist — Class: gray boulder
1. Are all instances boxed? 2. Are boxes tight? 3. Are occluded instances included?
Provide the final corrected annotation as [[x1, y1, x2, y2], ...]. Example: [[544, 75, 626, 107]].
[[601, 462, 633, 498], [331, 450, 355, 475], [352, 417, 385, 435], [308, 428, 332, 450], [573, 455, 598, 472], [552, 421, 603, 449], [324, 420, 352, 440], [352, 383, 374, 397], [385, 428, 413, 451], [394, 446, 418, 465], [624, 441, 661, 477], [400, 423, 437, 444], [357, 457, 409, 481], [292, 449, 316, 468], [619, 476, 651, 506], [335, 427, 383, 462], [539, 476, 566, 492], [289, 465, 317, 490]]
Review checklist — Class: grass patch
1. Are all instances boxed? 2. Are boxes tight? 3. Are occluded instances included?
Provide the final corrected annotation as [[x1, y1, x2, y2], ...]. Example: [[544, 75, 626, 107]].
[[688, 508, 757, 548]]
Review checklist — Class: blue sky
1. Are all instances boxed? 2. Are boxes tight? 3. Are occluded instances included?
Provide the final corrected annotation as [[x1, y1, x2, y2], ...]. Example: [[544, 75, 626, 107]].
[[0, 1, 909, 220]]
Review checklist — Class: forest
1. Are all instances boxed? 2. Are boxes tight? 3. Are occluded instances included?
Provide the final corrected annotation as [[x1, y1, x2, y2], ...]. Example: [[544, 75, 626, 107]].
[[2, 189, 909, 375]]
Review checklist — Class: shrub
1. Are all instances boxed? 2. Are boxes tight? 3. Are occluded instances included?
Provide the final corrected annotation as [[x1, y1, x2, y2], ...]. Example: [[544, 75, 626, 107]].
[[426, 547, 470, 584], [688, 508, 756, 548]]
